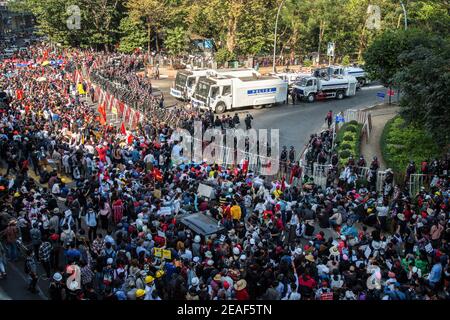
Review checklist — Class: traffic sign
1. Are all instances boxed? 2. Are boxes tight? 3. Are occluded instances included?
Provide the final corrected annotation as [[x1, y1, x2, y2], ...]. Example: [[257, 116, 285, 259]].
[[327, 42, 335, 57], [376, 92, 385, 98]]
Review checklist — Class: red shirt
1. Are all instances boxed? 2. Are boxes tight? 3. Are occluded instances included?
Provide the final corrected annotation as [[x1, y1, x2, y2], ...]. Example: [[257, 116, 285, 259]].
[[299, 275, 317, 289], [235, 288, 249, 300]]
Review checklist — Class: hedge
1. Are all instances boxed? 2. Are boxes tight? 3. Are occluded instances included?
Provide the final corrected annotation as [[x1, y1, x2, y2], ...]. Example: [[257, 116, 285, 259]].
[[380, 115, 441, 174], [345, 125, 358, 133], [335, 122, 363, 166]]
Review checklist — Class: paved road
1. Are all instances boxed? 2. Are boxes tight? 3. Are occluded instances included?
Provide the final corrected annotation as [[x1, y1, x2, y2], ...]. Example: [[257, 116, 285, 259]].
[[153, 79, 399, 154], [246, 84, 396, 153]]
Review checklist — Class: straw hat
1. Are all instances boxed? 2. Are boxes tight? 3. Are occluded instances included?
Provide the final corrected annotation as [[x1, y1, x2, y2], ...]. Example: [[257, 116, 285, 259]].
[[234, 279, 247, 291], [305, 254, 315, 262], [329, 246, 340, 256]]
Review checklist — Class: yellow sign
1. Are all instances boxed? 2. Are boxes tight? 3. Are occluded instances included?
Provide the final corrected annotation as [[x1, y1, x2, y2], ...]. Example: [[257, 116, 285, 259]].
[[162, 249, 172, 260], [154, 247, 162, 258]]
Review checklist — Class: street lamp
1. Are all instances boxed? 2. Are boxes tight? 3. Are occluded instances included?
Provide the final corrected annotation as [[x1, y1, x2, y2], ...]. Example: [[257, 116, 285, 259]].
[[273, 0, 286, 73], [400, 0, 407, 30]]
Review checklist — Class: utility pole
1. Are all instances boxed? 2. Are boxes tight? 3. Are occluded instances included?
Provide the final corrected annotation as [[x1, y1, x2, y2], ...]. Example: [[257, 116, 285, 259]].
[[273, 0, 286, 73]]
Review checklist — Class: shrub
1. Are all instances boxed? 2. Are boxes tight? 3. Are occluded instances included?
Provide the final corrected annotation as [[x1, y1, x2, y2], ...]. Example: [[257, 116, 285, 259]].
[[343, 135, 354, 142], [340, 150, 352, 159], [215, 48, 236, 67], [335, 122, 363, 169], [340, 143, 352, 150], [345, 125, 357, 133], [381, 115, 441, 174]]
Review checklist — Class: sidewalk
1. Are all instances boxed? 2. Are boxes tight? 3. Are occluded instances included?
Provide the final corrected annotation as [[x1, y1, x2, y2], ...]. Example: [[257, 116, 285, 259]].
[[360, 105, 400, 170]]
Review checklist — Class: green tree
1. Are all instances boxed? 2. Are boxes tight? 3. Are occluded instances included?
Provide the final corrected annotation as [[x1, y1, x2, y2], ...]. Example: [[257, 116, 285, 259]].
[[11, 0, 124, 48], [118, 16, 148, 53], [394, 38, 450, 145], [363, 28, 435, 87], [165, 27, 188, 56]]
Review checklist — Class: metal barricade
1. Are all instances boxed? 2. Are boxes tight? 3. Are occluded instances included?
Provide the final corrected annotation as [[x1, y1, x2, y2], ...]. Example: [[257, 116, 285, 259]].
[[409, 173, 425, 197], [312, 163, 332, 189], [376, 171, 386, 192]]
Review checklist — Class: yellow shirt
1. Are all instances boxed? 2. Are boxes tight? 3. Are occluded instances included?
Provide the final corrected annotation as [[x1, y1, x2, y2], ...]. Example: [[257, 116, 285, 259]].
[[273, 189, 283, 199], [231, 205, 242, 221]]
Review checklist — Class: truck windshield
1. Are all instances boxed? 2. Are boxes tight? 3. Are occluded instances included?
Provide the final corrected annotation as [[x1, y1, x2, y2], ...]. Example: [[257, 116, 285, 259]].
[[187, 76, 196, 88], [196, 81, 210, 98], [297, 78, 309, 87], [175, 73, 188, 87], [211, 86, 219, 99]]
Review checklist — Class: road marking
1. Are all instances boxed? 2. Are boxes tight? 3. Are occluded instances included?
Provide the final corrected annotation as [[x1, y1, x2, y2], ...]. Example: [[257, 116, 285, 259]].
[[7, 262, 48, 300]]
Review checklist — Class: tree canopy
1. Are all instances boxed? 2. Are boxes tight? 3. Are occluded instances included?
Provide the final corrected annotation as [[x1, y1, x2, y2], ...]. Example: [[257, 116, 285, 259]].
[[10, 0, 449, 61]]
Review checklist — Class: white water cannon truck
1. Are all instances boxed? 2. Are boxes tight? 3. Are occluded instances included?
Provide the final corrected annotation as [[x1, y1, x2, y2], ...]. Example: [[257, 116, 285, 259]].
[[191, 74, 288, 113], [171, 68, 260, 101], [170, 69, 211, 101], [291, 69, 358, 102], [327, 65, 369, 87]]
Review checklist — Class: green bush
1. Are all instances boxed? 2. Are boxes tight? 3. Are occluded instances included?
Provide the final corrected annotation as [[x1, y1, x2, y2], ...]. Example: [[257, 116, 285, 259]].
[[340, 143, 352, 150], [343, 135, 354, 142], [215, 48, 236, 66], [340, 150, 352, 159], [335, 122, 363, 169], [381, 115, 441, 174]]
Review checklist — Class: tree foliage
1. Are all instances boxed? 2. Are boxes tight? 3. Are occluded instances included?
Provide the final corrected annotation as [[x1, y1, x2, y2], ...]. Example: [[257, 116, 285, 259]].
[[165, 27, 188, 56], [381, 116, 442, 173], [394, 37, 450, 146], [10, 0, 449, 61], [118, 16, 148, 53]]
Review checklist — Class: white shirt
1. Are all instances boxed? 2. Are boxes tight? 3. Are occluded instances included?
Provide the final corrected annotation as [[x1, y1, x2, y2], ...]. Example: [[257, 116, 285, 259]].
[[52, 183, 60, 195]]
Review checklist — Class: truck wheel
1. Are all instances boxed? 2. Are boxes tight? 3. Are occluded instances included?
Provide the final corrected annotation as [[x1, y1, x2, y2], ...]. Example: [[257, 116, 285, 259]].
[[307, 94, 315, 103], [215, 102, 226, 114], [253, 104, 264, 110], [336, 91, 345, 100], [265, 104, 274, 108], [358, 78, 366, 87]]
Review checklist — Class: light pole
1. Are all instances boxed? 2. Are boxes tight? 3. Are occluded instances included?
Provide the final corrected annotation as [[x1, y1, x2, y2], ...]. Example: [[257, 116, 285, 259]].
[[400, 0, 407, 30], [273, 0, 286, 73]]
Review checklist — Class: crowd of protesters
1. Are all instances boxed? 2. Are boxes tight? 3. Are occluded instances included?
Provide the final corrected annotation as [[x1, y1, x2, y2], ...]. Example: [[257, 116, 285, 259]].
[[0, 44, 449, 301]]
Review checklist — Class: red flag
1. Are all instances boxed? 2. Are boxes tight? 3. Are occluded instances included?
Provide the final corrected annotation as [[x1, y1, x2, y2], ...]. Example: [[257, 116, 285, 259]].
[[127, 134, 134, 145], [242, 159, 249, 174], [120, 122, 126, 135], [153, 167, 163, 182], [118, 101, 125, 115], [16, 89, 24, 100]]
